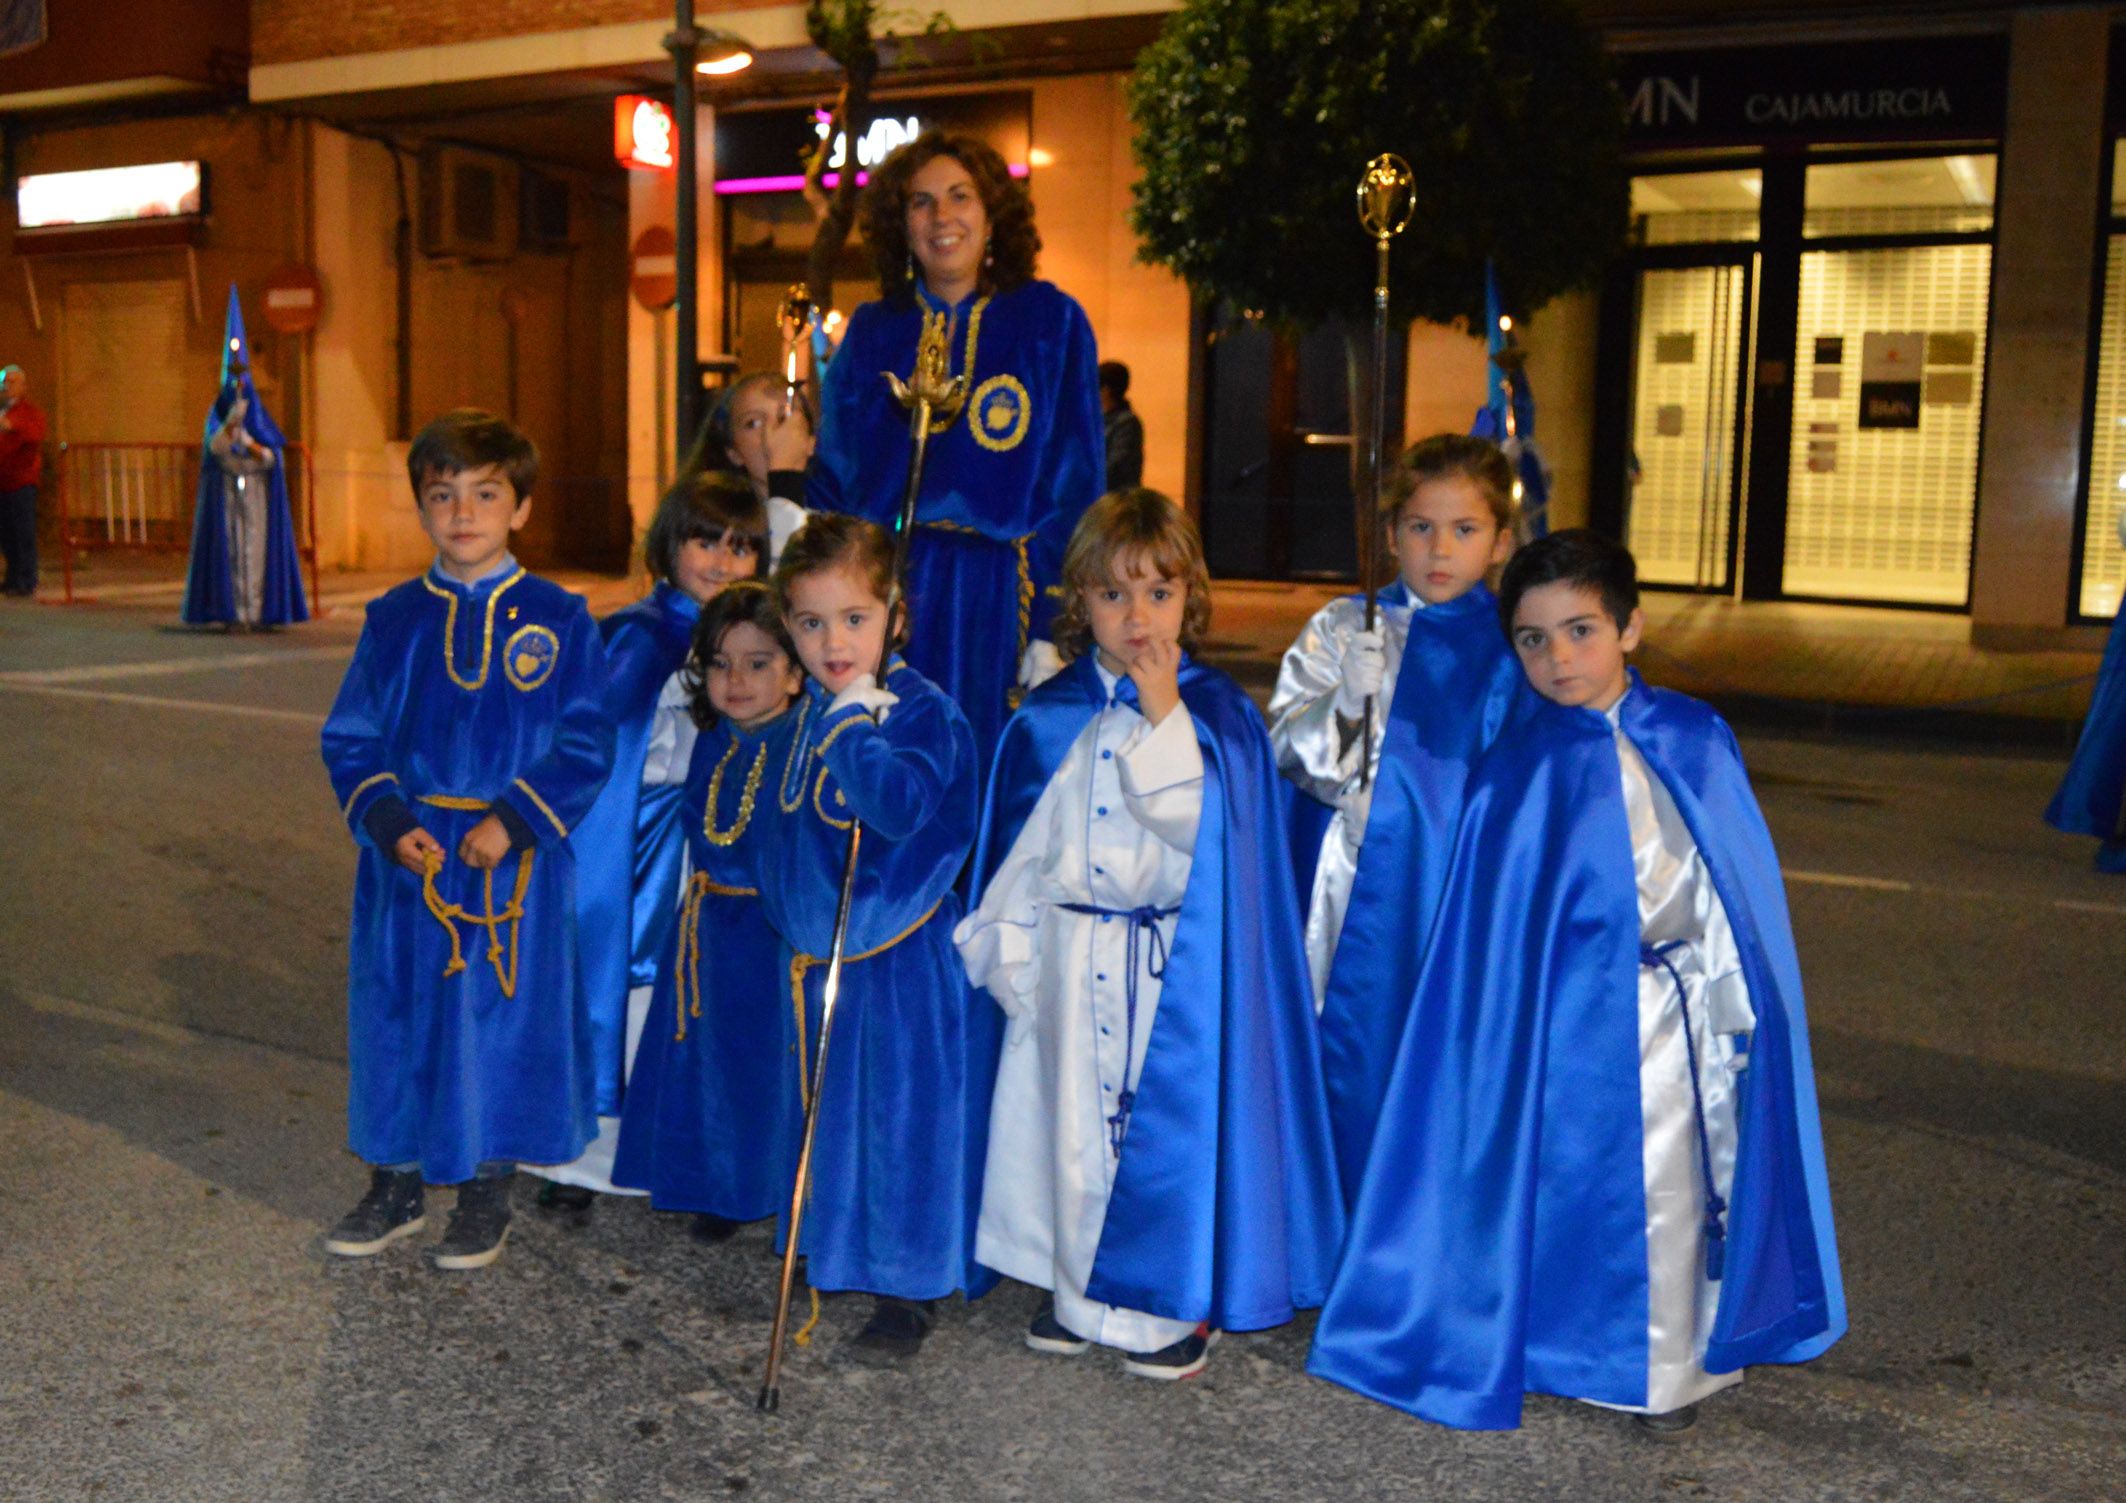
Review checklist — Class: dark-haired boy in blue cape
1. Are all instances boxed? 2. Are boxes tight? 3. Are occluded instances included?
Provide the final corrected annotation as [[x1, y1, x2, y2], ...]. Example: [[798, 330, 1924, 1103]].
[[1268, 435, 1527, 1207], [958, 491, 1342, 1380], [320, 410, 615, 1272], [1308, 530, 1843, 1432], [182, 286, 309, 628]]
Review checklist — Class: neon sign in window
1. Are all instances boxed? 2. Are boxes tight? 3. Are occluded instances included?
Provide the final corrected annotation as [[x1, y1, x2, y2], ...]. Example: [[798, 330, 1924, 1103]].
[[16, 162, 204, 229]]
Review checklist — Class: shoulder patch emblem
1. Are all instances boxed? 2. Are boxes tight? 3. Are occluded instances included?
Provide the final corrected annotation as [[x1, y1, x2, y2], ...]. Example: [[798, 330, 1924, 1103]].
[[503, 623, 561, 692]]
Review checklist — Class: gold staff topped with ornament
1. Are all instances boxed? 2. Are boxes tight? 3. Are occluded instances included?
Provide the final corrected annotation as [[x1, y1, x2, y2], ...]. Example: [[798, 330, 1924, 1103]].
[[1354, 152, 1414, 790]]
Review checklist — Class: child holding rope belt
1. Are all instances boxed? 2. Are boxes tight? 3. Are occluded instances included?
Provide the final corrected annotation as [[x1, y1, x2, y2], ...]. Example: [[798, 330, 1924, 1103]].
[[320, 409, 616, 1271]]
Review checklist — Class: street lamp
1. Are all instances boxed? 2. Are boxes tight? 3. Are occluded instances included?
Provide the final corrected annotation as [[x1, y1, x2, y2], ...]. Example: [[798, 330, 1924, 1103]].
[[666, 5, 755, 468]]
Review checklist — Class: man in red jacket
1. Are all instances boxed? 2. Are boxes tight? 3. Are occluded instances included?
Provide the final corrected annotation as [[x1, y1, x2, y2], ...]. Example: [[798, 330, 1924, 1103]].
[[0, 364, 48, 596]]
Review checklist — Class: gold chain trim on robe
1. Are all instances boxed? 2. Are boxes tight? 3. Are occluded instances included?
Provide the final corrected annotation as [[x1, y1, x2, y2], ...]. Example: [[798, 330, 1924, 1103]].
[[701, 737, 768, 846], [786, 899, 943, 1113], [672, 871, 760, 1041], [776, 698, 816, 813], [420, 568, 527, 692], [930, 297, 989, 431]]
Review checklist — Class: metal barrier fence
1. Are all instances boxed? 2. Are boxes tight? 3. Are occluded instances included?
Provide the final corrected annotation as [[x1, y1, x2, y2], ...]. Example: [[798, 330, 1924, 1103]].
[[53, 440, 321, 607]]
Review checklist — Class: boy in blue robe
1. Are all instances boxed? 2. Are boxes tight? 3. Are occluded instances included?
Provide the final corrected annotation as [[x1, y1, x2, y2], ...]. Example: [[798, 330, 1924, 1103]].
[[1268, 435, 1527, 1204], [2046, 506, 2126, 872], [533, 473, 770, 1213], [960, 490, 1343, 1379], [1308, 530, 1844, 1431], [320, 410, 616, 1271]]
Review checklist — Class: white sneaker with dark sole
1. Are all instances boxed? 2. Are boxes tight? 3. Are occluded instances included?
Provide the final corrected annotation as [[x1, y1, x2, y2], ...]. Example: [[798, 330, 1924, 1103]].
[[1121, 1326, 1219, 1381]]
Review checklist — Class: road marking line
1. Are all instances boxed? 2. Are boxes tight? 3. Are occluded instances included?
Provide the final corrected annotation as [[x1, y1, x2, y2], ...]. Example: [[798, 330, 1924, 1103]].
[[1783, 869, 1915, 892], [20, 991, 201, 1047], [0, 645, 350, 685], [2054, 898, 2126, 918], [0, 679, 326, 725]]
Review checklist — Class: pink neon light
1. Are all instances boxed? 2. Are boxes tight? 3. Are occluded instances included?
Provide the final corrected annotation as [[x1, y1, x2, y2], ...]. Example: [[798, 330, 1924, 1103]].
[[714, 163, 1030, 196]]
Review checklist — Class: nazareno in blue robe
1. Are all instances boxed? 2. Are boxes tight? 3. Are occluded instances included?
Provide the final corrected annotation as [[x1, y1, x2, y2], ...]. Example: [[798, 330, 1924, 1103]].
[[2045, 609, 2126, 872], [809, 279, 1105, 768], [754, 662, 984, 1299], [975, 652, 1345, 1328], [571, 581, 700, 1114], [613, 706, 802, 1218], [182, 285, 309, 627], [1317, 582, 1529, 1205], [1307, 676, 1845, 1430], [321, 565, 617, 1183]]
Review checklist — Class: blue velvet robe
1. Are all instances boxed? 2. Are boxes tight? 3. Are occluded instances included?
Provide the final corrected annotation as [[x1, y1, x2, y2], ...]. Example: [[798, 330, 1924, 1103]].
[[809, 279, 1105, 765], [976, 654, 1345, 1328], [755, 663, 983, 1298], [321, 564, 617, 1183], [1307, 678, 1845, 1429], [613, 707, 802, 1218], [2045, 610, 2126, 871], [1318, 583, 1529, 1204], [182, 287, 309, 627], [572, 582, 700, 1113]]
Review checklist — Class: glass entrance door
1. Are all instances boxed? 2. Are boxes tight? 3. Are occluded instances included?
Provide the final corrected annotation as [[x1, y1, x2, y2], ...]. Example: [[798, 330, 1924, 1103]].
[[1627, 260, 1755, 591]]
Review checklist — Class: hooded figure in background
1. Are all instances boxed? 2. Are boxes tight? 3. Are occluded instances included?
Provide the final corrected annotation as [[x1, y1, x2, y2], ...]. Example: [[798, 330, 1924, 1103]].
[[183, 286, 309, 628]]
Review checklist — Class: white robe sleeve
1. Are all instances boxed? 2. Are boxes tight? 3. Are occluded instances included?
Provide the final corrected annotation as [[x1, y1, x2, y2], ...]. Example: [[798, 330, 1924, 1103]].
[[1116, 704, 1204, 855], [639, 670, 699, 788], [954, 783, 1056, 1032], [1267, 601, 1363, 805], [767, 495, 808, 567]]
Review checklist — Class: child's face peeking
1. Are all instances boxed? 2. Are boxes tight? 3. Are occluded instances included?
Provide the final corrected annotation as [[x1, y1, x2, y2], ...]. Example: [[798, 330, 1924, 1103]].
[[783, 561, 891, 696], [1509, 581, 1643, 713], [674, 529, 759, 605], [1084, 548, 1187, 676], [704, 620, 802, 730], [417, 463, 529, 582], [722, 382, 782, 496], [1388, 473, 1510, 606]]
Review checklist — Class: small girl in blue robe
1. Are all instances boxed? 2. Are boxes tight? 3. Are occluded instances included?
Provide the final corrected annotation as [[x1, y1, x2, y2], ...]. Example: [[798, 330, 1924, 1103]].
[[757, 512, 982, 1363], [1308, 531, 1844, 1432], [612, 582, 805, 1235], [959, 490, 1342, 1380], [533, 473, 771, 1212], [1267, 435, 1526, 1204], [320, 410, 616, 1271], [2046, 504, 2126, 873]]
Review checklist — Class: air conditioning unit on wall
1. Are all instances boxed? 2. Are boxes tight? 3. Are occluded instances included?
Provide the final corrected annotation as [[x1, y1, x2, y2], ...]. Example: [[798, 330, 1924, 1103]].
[[420, 147, 518, 261]]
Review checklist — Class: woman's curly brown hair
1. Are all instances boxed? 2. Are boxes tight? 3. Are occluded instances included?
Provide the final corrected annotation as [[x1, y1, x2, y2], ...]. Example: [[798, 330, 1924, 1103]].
[[1051, 489, 1212, 664], [860, 129, 1040, 305]]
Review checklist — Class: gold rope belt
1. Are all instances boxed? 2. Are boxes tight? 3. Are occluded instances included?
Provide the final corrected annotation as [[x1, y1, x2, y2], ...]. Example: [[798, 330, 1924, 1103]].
[[673, 872, 758, 1042], [916, 520, 1035, 706], [415, 794, 534, 999], [787, 899, 944, 1113]]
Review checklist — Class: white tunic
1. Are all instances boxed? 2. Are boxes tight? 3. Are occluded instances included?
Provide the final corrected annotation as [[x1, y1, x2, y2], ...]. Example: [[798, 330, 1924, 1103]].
[[956, 661, 1204, 1352], [1266, 592, 1417, 1007], [1609, 696, 1758, 1413]]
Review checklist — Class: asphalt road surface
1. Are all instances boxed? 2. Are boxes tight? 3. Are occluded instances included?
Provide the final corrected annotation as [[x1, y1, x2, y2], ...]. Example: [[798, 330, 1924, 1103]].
[[1, 596, 2120, 1502]]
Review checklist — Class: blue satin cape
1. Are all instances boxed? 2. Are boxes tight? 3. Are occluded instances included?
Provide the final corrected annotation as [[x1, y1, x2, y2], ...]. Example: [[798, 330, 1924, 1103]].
[[321, 566, 617, 1182], [2045, 610, 2126, 868], [755, 663, 984, 1298], [613, 708, 802, 1217], [182, 286, 309, 626], [976, 653, 1345, 1328], [572, 582, 700, 1113], [1318, 582, 1528, 1204], [1307, 677, 1845, 1429], [809, 279, 1105, 766]]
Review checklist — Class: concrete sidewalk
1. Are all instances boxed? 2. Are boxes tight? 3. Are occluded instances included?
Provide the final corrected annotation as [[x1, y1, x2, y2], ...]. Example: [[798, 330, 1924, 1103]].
[[22, 558, 2109, 746]]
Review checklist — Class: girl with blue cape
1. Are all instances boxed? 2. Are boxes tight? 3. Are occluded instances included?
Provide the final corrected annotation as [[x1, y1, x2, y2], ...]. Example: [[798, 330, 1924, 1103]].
[[1267, 435, 1527, 1206], [1309, 531, 1844, 1432], [531, 473, 772, 1209], [2046, 504, 2126, 873], [183, 286, 308, 628], [756, 513, 982, 1364], [960, 491, 1342, 1380], [612, 583, 806, 1233], [808, 129, 1105, 769]]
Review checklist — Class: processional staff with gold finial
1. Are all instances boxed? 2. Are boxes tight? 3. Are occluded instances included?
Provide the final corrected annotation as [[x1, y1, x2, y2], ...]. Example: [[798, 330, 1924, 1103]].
[[1354, 154, 1414, 790]]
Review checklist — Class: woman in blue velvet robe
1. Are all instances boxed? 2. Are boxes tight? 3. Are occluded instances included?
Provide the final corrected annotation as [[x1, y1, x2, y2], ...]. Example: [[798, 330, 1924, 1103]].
[[322, 562, 616, 1184], [809, 130, 1105, 766]]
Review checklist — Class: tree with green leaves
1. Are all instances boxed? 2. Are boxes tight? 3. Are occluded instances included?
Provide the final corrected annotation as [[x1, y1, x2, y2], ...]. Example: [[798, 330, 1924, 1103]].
[[1129, 0, 1627, 332]]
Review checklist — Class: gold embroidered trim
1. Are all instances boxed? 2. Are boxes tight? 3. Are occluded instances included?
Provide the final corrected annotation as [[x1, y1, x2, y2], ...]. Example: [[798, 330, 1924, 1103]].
[[343, 771, 399, 822], [813, 766, 853, 830], [777, 698, 816, 813], [968, 373, 1032, 453], [702, 736, 768, 847], [512, 778, 569, 838], [811, 712, 868, 761], [421, 568, 526, 692], [417, 793, 491, 811]]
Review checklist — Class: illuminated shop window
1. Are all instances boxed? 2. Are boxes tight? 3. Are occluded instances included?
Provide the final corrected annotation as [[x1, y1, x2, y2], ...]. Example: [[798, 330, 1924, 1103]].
[[2075, 142, 2126, 620], [1629, 169, 1761, 246], [1803, 154, 1995, 238]]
